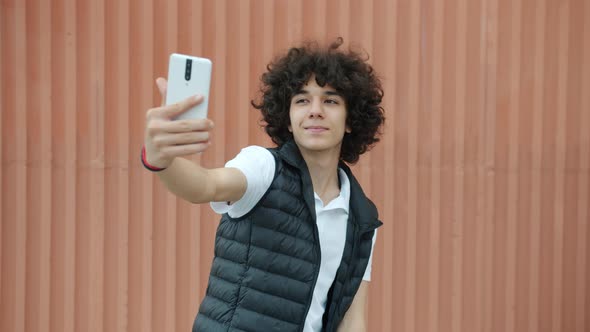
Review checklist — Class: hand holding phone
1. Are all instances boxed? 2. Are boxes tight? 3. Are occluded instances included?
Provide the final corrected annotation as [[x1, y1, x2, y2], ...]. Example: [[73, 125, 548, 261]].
[[142, 54, 214, 169]]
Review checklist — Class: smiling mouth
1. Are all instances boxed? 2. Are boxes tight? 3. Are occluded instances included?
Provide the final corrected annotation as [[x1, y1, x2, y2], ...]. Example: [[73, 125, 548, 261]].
[[304, 126, 329, 133]]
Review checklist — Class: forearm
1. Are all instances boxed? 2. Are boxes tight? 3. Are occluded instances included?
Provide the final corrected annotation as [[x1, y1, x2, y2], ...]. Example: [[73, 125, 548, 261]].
[[156, 157, 214, 204], [336, 282, 369, 332], [337, 317, 366, 332]]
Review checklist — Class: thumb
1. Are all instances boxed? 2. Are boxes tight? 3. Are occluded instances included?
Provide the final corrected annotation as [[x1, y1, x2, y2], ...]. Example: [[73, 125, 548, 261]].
[[156, 77, 168, 107]]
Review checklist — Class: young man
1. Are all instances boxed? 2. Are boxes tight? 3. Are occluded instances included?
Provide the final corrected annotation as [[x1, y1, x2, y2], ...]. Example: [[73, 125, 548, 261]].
[[142, 38, 385, 332]]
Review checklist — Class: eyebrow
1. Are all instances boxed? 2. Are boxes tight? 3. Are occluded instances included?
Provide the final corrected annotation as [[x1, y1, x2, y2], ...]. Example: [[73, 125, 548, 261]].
[[294, 89, 342, 97]]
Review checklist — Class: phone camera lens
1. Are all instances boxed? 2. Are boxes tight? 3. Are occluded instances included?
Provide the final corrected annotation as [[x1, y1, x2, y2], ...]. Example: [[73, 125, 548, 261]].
[[185, 59, 192, 81]]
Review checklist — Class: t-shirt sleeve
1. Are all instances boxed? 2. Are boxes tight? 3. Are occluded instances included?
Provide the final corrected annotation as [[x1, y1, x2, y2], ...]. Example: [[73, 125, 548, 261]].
[[210, 146, 275, 218], [362, 229, 378, 281]]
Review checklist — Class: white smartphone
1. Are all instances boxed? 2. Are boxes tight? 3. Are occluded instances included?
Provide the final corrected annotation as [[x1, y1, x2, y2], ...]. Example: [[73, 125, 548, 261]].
[[165, 53, 212, 120]]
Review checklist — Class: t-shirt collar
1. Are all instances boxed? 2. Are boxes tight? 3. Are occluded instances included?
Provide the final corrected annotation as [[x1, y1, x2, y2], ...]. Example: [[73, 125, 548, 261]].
[[313, 168, 350, 213]]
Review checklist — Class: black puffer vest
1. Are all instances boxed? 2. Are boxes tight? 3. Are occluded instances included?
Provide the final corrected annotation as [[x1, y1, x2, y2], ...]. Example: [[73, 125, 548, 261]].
[[193, 140, 382, 332]]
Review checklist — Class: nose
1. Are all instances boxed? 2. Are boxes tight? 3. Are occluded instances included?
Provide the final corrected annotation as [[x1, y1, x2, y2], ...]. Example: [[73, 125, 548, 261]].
[[308, 98, 324, 118]]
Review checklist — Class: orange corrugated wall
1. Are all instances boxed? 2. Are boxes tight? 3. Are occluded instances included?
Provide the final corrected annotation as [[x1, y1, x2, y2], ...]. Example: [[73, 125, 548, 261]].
[[1, 0, 589, 331]]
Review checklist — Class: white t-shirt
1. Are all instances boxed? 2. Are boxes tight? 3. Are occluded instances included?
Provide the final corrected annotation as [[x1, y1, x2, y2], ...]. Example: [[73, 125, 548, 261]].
[[210, 146, 377, 332]]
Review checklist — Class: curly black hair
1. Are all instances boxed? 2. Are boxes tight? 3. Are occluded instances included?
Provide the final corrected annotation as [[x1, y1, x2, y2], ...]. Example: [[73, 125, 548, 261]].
[[251, 37, 385, 164]]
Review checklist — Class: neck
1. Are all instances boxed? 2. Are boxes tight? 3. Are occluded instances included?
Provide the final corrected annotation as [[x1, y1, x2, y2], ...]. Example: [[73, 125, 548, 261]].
[[299, 147, 341, 205]]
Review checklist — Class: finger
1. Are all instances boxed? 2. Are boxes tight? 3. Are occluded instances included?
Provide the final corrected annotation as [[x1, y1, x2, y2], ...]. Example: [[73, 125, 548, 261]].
[[159, 94, 205, 119], [154, 118, 214, 133], [152, 131, 211, 147], [160, 142, 211, 157], [156, 77, 168, 107], [147, 95, 202, 120]]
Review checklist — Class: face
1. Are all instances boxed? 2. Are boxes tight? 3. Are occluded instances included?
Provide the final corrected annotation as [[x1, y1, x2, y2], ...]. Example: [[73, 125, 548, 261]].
[[288, 75, 350, 157]]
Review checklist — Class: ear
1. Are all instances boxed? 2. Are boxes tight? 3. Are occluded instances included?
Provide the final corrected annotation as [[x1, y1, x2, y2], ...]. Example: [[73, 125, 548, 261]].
[[345, 125, 352, 133], [288, 124, 293, 132]]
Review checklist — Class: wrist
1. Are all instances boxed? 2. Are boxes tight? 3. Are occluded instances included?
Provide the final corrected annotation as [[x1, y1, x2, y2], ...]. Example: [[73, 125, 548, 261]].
[[141, 146, 168, 172]]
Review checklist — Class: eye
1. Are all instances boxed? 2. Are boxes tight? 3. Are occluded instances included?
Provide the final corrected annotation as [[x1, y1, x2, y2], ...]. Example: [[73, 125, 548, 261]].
[[294, 98, 309, 104], [325, 98, 339, 104]]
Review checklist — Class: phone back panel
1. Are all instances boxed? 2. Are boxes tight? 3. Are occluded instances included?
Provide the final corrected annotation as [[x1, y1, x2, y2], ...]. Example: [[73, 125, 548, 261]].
[[165, 54, 212, 120]]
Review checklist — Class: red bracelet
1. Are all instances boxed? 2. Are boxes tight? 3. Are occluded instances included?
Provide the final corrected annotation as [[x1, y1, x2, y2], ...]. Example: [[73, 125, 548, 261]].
[[141, 146, 166, 172]]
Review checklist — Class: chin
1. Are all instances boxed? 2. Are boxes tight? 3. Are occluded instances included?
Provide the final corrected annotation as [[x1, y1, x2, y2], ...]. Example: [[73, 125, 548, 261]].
[[296, 140, 341, 153]]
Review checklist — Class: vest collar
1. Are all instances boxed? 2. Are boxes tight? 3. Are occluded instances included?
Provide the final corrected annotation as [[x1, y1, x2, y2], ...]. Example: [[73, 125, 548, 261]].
[[276, 139, 307, 169], [277, 140, 382, 232], [338, 162, 382, 232], [277, 140, 317, 221]]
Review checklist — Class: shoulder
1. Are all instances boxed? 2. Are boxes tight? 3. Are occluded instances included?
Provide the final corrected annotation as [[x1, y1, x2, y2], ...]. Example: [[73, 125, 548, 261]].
[[225, 145, 277, 182], [233, 145, 275, 160], [225, 145, 276, 169]]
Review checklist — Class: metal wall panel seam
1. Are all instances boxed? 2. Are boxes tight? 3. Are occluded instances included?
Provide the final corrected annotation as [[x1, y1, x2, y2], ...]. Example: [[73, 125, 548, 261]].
[[575, 3, 590, 331], [453, 0, 468, 330], [527, 0, 546, 331], [0, 1, 27, 331], [504, 0, 523, 331], [551, 4, 570, 332], [483, 0, 499, 330]]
